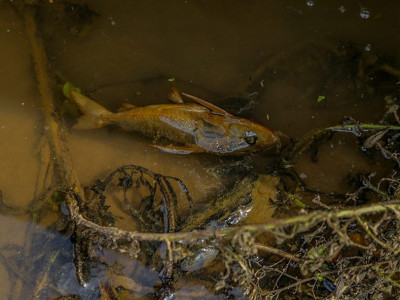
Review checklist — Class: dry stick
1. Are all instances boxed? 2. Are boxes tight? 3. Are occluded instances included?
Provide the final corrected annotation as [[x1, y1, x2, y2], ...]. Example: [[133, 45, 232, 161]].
[[255, 244, 300, 263]]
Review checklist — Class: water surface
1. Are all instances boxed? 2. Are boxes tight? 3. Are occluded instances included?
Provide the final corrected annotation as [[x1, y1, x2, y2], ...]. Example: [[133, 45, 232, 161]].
[[0, 1, 399, 298]]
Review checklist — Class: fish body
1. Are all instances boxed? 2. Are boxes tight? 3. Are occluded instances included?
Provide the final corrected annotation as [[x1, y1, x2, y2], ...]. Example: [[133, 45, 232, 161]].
[[70, 90, 280, 155]]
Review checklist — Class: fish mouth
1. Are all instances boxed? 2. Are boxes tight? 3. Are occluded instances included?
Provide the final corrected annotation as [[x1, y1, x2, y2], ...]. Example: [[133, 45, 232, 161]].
[[258, 133, 281, 153], [272, 134, 281, 150]]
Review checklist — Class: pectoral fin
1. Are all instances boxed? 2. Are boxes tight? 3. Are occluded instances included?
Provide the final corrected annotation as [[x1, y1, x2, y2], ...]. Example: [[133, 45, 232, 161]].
[[150, 144, 204, 154], [159, 116, 196, 134]]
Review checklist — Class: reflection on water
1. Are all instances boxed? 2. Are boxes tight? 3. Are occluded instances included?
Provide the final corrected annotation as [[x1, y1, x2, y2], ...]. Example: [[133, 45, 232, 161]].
[[0, 0, 399, 298], [0, 214, 158, 299]]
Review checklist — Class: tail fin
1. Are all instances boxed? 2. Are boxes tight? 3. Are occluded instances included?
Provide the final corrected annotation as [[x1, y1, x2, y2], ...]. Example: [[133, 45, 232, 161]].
[[70, 90, 113, 129]]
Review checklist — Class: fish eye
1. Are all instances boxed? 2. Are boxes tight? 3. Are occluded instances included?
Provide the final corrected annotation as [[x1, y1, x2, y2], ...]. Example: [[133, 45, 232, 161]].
[[244, 132, 258, 145]]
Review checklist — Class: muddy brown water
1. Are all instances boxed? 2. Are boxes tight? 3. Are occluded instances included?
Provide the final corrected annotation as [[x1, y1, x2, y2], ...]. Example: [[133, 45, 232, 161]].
[[0, 1, 399, 299]]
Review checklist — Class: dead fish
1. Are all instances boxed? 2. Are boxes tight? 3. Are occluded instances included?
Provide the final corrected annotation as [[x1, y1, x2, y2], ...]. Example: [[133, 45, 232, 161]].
[[69, 89, 280, 155]]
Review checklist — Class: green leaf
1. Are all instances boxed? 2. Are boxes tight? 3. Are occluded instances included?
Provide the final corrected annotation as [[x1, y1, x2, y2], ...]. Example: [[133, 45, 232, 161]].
[[63, 82, 81, 98], [293, 196, 306, 208], [321, 262, 331, 271], [317, 95, 326, 102], [317, 274, 325, 282]]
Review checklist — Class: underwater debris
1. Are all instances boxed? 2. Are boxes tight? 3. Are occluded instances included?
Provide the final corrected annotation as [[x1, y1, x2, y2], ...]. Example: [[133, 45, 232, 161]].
[[16, 1, 400, 297], [59, 160, 400, 299], [84, 164, 193, 233]]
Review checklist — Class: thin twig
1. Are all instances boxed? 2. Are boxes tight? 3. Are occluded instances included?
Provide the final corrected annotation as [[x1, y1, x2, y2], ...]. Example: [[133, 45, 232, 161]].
[[255, 243, 300, 263], [327, 124, 400, 132], [261, 259, 395, 296], [355, 215, 391, 251]]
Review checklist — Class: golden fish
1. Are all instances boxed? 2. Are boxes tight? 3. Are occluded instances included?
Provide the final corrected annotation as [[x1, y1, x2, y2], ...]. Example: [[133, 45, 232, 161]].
[[69, 89, 280, 155]]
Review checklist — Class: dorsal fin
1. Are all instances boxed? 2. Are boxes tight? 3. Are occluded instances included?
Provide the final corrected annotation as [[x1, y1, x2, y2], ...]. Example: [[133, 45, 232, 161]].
[[118, 102, 136, 112], [167, 84, 184, 104], [182, 92, 232, 116]]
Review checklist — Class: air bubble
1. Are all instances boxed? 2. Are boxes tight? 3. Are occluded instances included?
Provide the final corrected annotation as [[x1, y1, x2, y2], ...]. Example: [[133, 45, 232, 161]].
[[360, 7, 370, 19], [306, 0, 315, 7]]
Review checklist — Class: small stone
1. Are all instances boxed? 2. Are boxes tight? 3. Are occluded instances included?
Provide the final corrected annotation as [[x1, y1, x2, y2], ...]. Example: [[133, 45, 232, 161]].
[[299, 173, 308, 179]]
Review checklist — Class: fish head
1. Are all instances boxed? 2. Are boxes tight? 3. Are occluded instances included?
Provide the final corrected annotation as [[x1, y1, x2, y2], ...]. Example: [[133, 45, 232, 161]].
[[225, 119, 281, 154], [196, 115, 281, 155]]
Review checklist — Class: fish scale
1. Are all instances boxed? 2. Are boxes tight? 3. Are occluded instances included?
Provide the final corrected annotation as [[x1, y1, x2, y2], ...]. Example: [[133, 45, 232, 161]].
[[106, 106, 200, 142]]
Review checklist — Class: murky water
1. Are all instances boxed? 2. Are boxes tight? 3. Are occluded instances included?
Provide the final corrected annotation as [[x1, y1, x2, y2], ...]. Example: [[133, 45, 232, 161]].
[[0, 0, 399, 299]]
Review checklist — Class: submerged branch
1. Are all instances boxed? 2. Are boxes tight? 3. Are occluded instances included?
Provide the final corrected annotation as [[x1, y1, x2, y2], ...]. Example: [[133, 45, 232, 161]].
[[23, 2, 89, 291], [286, 122, 400, 165], [23, 4, 85, 201], [327, 123, 400, 133], [66, 190, 400, 242]]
